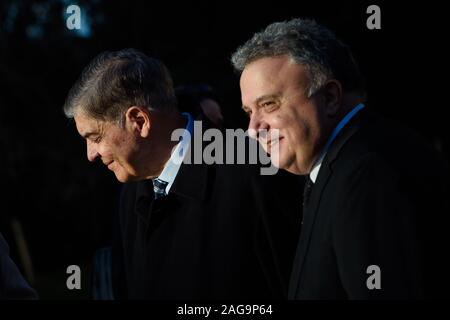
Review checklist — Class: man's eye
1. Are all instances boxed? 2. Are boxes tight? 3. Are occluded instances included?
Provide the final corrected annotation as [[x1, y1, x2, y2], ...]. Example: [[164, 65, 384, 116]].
[[262, 101, 278, 112]]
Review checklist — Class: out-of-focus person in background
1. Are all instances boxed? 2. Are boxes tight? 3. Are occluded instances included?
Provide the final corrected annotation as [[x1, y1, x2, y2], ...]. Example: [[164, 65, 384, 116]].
[[0, 232, 37, 299], [175, 84, 225, 128]]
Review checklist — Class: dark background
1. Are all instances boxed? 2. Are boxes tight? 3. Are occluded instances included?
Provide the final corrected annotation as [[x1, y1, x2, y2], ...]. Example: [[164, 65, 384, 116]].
[[0, 0, 447, 298]]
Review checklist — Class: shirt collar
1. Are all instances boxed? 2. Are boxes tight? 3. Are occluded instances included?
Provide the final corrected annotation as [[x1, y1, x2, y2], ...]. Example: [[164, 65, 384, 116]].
[[309, 103, 365, 183], [155, 112, 193, 193]]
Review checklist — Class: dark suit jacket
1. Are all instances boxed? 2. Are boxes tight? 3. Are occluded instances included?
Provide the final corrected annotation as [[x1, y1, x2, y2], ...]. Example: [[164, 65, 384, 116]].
[[289, 108, 450, 299], [0, 233, 37, 299], [113, 133, 301, 299]]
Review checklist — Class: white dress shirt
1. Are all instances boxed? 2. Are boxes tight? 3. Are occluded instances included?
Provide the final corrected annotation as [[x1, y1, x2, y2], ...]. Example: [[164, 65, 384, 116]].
[[155, 112, 193, 193]]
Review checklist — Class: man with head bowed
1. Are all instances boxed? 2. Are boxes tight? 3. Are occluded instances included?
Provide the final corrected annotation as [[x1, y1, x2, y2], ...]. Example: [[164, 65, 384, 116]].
[[64, 49, 300, 299]]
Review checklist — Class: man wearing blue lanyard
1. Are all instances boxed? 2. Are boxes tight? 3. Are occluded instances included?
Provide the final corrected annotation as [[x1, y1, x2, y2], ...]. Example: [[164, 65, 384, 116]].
[[232, 18, 449, 299]]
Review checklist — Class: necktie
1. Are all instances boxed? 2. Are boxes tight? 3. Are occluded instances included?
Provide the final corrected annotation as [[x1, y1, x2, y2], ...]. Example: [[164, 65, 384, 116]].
[[302, 176, 313, 208], [301, 177, 313, 225], [153, 178, 168, 200]]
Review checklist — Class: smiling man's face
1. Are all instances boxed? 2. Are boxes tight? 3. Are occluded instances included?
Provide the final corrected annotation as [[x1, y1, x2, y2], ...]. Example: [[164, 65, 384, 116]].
[[240, 55, 329, 175], [74, 111, 142, 182]]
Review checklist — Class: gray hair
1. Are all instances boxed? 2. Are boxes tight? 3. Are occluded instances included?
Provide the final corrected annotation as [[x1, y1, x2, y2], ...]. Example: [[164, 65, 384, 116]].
[[63, 48, 177, 124], [231, 18, 365, 98]]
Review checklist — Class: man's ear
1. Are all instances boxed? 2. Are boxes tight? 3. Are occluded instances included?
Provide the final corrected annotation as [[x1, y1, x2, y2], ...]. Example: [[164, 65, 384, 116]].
[[321, 80, 342, 117], [125, 106, 151, 138]]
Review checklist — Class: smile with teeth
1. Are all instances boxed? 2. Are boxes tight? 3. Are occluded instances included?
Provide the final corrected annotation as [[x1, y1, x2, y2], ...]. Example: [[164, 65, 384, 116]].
[[261, 137, 283, 151], [105, 161, 114, 169]]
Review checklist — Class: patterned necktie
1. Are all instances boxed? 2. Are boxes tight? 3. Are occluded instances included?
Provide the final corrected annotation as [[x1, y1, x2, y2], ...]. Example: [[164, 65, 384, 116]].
[[153, 178, 168, 200]]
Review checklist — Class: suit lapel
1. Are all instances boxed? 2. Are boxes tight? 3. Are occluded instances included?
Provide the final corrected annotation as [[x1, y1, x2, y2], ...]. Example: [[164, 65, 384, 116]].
[[169, 141, 209, 202], [288, 108, 368, 298], [132, 137, 209, 238], [288, 165, 333, 298]]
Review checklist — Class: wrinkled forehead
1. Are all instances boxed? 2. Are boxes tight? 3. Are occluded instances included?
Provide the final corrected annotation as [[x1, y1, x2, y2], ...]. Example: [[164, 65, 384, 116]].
[[240, 56, 309, 106], [74, 111, 103, 137]]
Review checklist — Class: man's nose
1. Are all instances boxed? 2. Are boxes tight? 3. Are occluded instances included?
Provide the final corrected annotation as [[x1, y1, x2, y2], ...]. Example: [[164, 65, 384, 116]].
[[248, 111, 269, 140], [87, 141, 99, 162]]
